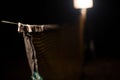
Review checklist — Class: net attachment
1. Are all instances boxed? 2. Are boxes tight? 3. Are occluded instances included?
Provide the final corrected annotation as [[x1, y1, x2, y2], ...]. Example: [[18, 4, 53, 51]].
[[1, 20, 58, 33], [1, 20, 58, 80]]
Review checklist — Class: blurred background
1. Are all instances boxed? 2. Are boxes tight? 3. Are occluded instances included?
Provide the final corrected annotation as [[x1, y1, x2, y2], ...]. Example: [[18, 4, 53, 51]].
[[0, 0, 120, 80]]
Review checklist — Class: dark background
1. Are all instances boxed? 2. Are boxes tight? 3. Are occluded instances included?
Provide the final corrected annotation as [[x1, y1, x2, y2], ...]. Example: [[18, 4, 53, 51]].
[[0, 0, 120, 80]]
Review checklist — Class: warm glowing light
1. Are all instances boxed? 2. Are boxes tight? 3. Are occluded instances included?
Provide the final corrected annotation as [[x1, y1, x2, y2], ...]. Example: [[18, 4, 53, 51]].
[[74, 0, 93, 9]]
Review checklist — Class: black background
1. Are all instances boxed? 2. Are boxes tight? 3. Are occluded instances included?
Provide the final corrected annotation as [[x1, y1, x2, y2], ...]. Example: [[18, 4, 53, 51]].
[[0, 0, 120, 80]]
